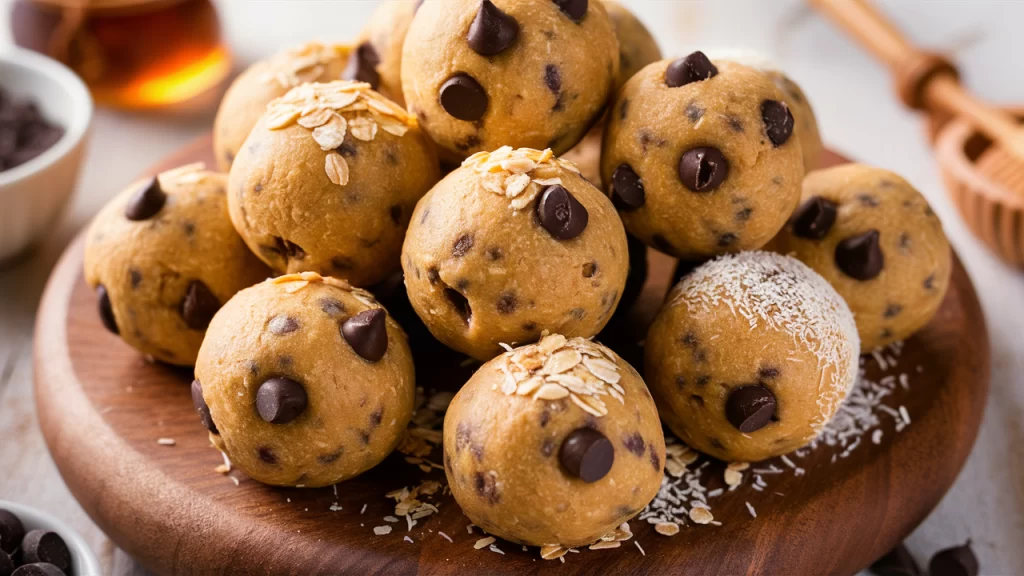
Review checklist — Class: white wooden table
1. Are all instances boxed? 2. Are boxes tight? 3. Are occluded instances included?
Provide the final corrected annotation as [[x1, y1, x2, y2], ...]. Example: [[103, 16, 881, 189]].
[[1, 1, 1022, 574]]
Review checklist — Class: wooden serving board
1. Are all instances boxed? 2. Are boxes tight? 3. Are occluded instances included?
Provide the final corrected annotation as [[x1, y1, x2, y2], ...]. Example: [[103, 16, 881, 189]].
[[34, 138, 990, 576]]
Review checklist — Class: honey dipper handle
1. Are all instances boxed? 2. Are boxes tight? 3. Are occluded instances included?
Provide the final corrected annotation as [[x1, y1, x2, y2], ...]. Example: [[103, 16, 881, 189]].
[[810, 0, 1024, 158]]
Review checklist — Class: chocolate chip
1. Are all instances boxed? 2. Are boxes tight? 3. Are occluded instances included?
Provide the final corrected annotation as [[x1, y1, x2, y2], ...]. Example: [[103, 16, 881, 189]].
[[679, 147, 729, 192], [923, 273, 936, 290], [536, 184, 588, 240], [665, 51, 718, 88], [452, 233, 474, 257], [792, 196, 837, 239], [552, 0, 587, 22], [685, 102, 704, 123], [544, 64, 561, 94], [268, 315, 299, 335], [0, 510, 24, 554], [486, 247, 503, 260], [611, 163, 645, 209], [256, 377, 308, 424], [12, 563, 68, 576], [468, 0, 519, 56], [735, 207, 753, 222], [496, 291, 518, 314], [758, 367, 779, 380], [319, 297, 345, 317], [884, 303, 903, 318], [858, 194, 880, 207], [717, 233, 738, 247], [180, 280, 220, 330], [124, 176, 165, 221], [369, 407, 384, 427], [129, 268, 143, 289], [20, 531, 70, 572], [582, 262, 597, 278], [440, 74, 488, 121], [929, 541, 978, 576], [835, 230, 884, 280], [258, 446, 277, 464], [191, 379, 218, 434], [871, 543, 922, 576], [649, 448, 661, 471], [559, 428, 613, 482], [474, 471, 501, 503], [343, 42, 381, 89], [274, 236, 305, 260], [319, 449, 343, 464], [761, 99, 794, 147], [623, 432, 645, 456], [342, 308, 389, 361], [96, 284, 118, 335], [725, 385, 776, 433]]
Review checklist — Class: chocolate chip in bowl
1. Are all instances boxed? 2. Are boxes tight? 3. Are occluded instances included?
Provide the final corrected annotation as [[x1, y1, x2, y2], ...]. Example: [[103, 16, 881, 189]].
[[0, 502, 102, 576], [0, 88, 65, 174]]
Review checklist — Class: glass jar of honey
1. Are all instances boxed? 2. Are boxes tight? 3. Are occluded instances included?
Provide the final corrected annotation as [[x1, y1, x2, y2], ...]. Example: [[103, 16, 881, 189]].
[[11, 0, 232, 109]]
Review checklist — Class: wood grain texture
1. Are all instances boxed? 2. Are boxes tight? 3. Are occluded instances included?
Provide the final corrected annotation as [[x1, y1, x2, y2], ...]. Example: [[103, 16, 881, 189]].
[[33, 137, 990, 575]]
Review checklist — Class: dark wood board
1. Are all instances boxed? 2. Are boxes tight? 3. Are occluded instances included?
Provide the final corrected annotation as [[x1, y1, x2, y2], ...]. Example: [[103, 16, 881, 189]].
[[34, 137, 990, 575]]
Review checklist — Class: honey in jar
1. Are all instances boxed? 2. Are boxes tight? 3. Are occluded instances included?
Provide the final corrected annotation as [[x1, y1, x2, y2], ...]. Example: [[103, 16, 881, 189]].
[[12, 0, 232, 109]]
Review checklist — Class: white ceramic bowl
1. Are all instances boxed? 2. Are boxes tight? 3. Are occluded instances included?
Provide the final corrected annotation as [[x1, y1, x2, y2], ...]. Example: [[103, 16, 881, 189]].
[[0, 500, 102, 576], [0, 47, 92, 263]]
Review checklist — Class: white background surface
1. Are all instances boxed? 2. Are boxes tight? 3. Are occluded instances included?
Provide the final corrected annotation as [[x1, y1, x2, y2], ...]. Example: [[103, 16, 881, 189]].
[[1, 1, 1022, 573]]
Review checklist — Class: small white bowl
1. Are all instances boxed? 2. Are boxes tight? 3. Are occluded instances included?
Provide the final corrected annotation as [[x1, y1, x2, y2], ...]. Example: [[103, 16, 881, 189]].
[[0, 47, 92, 264], [0, 500, 102, 576]]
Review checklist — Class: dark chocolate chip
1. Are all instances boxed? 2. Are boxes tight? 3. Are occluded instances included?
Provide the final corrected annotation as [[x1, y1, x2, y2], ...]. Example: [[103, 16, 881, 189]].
[[717, 233, 738, 247], [468, 0, 519, 56], [486, 247, 503, 260], [858, 194, 880, 207], [871, 543, 922, 576], [129, 269, 142, 289], [341, 308, 389, 361], [735, 207, 753, 222], [474, 471, 501, 503], [369, 407, 383, 427], [552, 0, 587, 23], [923, 273, 936, 290], [544, 64, 562, 94], [685, 102, 704, 123], [496, 291, 518, 314], [268, 315, 299, 335], [611, 163, 645, 209], [835, 230, 884, 280], [759, 367, 779, 380], [440, 74, 488, 121], [319, 297, 345, 317], [568, 307, 586, 320], [180, 280, 220, 330], [725, 384, 776, 433], [452, 233, 474, 257], [884, 303, 903, 318], [559, 428, 614, 482], [623, 432, 645, 456], [96, 284, 118, 335], [675, 375, 686, 389], [582, 262, 597, 278], [12, 564, 68, 576], [536, 184, 588, 240], [649, 448, 661, 471], [258, 446, 277, 464], [343, 42, 381, 89], [679, 147, 729, 192], [0, 510, 24, 554], [191, 379, 218, 434], [256, 377, 308, 424], [124, 176, 165, 221], [929, 541, 978, 576], [696, 375, 711, 386], [20, 531, 70, 572], [792, 196, 837, 239], [761, 99, 794, 147], [665, 51, 718, 88], [319, 449, 343, 464]]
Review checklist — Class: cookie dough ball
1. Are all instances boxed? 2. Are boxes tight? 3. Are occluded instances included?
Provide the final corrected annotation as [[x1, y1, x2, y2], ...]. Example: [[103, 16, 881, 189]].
[[444, 334, 664, 547], [84, 164, 269, 366], [354, 0, 421, 107], [401, 0, 619, 161], [602, 52, 804, 259], [645, 252, 859, 462], [769, 164, 952, 351], [403, 147, 628, 360], [228, 81, 440, 287], [194, 273, 415, 487], [603, 0, 661, 92], [705, 48, 822, 170], [213, 42, 353, 171]]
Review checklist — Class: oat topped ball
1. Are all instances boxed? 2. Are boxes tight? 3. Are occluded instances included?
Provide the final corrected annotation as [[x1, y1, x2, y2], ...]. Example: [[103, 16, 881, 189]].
[[444, 333, 664, 548], [402, 147, 628, 360], [228, 80, 439, 287], [213, 42, 353, 171], [401, 0, 620, 161]]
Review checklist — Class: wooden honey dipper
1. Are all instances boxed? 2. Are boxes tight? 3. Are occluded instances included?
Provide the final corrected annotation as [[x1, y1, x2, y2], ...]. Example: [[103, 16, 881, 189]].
[[811, 0, 1024, 267]]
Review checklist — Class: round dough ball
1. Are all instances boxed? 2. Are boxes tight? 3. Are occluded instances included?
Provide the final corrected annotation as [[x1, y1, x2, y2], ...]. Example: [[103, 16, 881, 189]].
[[84, 164, 269, 366], [645, 251, 860, 462], [705, 47, 822, 170], [769, 164, 952, 351], [603, 0, 661, 92], [401, 0, 620, 162], [213, 42, 353, 171], [355, 0, 421, 107], [403, 147, 629, 360], [601, 52, 804, 259], [194, 273, 415, 487], [228, 81, 440, 287], [444, 333, 664, 547]]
